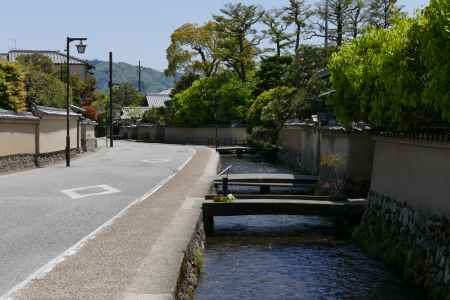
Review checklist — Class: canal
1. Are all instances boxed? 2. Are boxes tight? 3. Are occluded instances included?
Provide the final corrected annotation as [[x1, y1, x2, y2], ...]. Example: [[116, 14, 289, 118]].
[[195, 155, 423, 299]]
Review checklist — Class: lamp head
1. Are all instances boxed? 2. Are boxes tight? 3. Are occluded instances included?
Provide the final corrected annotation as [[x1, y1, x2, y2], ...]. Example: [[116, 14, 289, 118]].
[[76, 41, 87, 54]]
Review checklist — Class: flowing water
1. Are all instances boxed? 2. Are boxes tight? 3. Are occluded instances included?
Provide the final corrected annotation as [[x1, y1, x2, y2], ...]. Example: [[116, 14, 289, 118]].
[[195, 155, 423, 300]]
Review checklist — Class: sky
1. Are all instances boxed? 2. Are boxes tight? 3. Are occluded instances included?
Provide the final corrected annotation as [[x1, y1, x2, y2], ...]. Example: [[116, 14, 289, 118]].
[[0, 0, 429, 71]]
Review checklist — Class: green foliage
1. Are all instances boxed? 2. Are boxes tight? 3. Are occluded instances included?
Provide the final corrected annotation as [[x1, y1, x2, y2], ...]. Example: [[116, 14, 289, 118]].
[[367, 0, 403, 29], [255, 55, 293, 95], [26, 70, 66, 108], [213, 194, 236, 203], [213, 3, 264, 81], [171, 73, 200, 97], [419, 0, 450, 122], [112, 82, 145, 110], [247, 86, 298, 147], [0, 61, 27, 112], [69, 74, 97, 106], [171, 72, 254, 127], [320, 154, 346, 200], [262, 9, 293, 56], [165, 22, 221, 77], [141, 107, 167, 125], [17, 53, 66, 108], [16, 54, 54, 74], [329, 4, 450, 129]]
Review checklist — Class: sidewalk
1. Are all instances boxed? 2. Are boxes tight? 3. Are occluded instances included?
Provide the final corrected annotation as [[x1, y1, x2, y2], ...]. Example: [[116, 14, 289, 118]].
[[8, 146, 219, 300]]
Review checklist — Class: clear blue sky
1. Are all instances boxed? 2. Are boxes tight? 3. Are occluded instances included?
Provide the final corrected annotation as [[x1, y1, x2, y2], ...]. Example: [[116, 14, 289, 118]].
[[0, 0, 429, 71]]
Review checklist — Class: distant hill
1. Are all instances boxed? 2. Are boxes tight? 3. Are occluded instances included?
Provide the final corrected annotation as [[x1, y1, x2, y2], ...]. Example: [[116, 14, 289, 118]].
[[89, 60, 177, 94]]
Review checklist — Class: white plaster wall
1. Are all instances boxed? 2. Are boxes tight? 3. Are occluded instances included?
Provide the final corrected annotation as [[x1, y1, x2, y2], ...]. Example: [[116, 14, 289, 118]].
[[39, 117, 79, 153], [0, 121, 36, 156], [371, 138, 450, 215]]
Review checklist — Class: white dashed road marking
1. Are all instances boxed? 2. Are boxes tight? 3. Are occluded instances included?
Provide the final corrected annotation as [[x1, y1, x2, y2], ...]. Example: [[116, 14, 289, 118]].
[[61, 185, 121, 199]]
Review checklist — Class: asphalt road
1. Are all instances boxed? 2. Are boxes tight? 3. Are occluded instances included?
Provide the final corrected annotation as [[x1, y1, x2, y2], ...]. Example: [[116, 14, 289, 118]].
[[0, 141, 195, 296]]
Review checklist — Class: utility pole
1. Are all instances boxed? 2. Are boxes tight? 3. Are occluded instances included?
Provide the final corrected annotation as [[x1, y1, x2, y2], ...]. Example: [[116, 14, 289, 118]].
[[109, 52, 114, 148], [138, 60, 142, 92]]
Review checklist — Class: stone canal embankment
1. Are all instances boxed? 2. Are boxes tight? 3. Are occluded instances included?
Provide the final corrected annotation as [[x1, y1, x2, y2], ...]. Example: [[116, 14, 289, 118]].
[[354, 137, 450, 299]]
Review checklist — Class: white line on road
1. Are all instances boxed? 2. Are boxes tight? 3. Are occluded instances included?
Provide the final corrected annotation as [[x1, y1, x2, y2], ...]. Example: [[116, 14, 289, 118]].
[[0, 148, 196, 300], [61, 184, 121, 199], [141, 159, 170, 164]]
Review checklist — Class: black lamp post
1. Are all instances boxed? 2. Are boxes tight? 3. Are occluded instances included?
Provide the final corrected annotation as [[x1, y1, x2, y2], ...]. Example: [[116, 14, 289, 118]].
[[66, 37, 87, 167]]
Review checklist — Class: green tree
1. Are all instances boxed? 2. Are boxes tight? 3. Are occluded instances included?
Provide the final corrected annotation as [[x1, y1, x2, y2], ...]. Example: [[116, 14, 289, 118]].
[[213, 3, 264, 81], [247, 86, 298, 148], [283, 0, 312, 54], [165, 22, 221, 77], [26, 71, 66, 108], [367, 0, 403, 29], [328, 10, 450, 130], [315, 0, 355, 46], [0, 61, 27, 112], [112, 82, 146, 111], [262, 9, 292, 56], [70, 74, 97, 106], [170, 73, 201, 97], [16, 54, 54, 74], [255, 55, 293, 95], [141, 107, 167, 125], [171, 72, 254, 127], [419, 0, 450, 121], [17, 54, 67, 108]]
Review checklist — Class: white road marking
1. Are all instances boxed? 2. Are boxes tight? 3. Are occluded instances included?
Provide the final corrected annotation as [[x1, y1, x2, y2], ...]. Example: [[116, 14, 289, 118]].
[[141, 159, 170, 164], [61, 184, 121, 199], [0, 148, 197, 300]]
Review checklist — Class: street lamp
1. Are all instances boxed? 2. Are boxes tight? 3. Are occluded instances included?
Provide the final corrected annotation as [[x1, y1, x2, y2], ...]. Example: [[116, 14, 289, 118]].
[[66, 37, 87, 167]]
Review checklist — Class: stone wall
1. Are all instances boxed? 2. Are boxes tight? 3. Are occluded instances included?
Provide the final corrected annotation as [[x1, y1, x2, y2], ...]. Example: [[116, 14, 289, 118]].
[[176, 220, 205, 300], [354, 192, 450, 299], [0, 154, 36, 173], [0, 150, 79, 174]]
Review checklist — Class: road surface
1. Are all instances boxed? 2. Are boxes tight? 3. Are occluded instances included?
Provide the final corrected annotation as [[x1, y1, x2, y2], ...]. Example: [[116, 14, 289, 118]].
[[0, 141, 195, 296]]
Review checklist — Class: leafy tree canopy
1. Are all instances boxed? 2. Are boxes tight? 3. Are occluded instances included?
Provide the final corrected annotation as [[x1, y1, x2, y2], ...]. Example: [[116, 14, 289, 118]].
[[329, 2, 450, 129], [165, 22, 221, 77], [0, 61, 27, 112], [171, 72, 255, 127]]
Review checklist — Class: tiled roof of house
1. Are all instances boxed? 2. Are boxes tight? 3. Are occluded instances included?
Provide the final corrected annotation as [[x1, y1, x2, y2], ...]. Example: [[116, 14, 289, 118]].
[[146, 94, 171, 108], [158, 89, 173, 95], [6, 50, 91, 66], [0, 109, 39, 121], [34, 105, 81, 117]]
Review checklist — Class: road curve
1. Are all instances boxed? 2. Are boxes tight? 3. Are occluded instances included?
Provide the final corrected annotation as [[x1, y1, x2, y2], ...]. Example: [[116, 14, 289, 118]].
[[0, 141, 195, 297]]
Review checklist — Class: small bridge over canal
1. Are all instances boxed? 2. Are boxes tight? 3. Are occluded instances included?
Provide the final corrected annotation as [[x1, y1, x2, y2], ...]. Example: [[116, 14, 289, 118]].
[[202, 196, 366, 235], [214, 172, 318, 194], [205, 167, 367, 235]]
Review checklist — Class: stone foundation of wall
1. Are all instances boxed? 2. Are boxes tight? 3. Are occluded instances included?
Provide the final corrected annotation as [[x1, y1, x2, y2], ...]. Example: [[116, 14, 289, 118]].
[[353, 191, 450, 299], [0, 149, 80, 174], [0, 154, 36, 173], [176, 220, 205, 300]]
